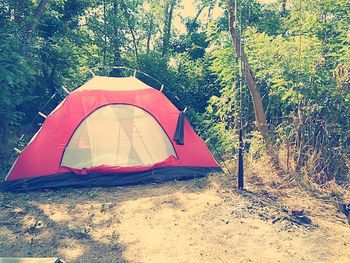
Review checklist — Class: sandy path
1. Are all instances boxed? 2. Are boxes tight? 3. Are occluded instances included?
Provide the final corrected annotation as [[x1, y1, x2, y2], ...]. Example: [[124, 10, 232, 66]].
[[115, 186, 349, 263], [0, 178, 349, 263]]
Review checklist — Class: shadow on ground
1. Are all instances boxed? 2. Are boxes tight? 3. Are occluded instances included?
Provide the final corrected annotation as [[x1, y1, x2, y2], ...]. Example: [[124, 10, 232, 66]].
[[0, 179, 208, 263]]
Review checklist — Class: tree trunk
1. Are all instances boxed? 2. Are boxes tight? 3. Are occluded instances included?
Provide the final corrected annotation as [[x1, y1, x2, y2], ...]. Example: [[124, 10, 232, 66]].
[[0, 113, 10, 169], [192, 5, 206, 26], [14, 0, 24, 24], [113, 0, 122, 65], [281, 0, 287, 16], [103, 0, 107, 64], [146, 18, 154, 55], [227, 0, 269, 140], [187, 5, 206, 34], [162, 0, 176, 57], [26, 0, 49, 38], [120, 0, 140, 67], [206, 3, 214, 27], [162, 0, 169, 56]]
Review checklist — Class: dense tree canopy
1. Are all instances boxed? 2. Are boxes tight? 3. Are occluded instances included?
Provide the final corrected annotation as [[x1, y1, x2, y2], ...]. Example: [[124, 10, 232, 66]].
[[0, 0, 349, 185]]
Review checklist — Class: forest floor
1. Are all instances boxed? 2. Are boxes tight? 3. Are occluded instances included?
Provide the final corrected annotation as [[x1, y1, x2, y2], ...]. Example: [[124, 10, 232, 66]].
[[0, 174, 350, 263]]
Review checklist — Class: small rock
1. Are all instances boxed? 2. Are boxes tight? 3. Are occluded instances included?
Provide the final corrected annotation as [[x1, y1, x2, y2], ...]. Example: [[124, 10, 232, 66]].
[[35, 220, 44, 229]]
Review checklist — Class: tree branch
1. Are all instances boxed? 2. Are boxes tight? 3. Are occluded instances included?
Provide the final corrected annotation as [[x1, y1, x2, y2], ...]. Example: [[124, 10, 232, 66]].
[[227, 0, 269, 140], [26, 0, 49, 38], [120, 0, 140, 67]]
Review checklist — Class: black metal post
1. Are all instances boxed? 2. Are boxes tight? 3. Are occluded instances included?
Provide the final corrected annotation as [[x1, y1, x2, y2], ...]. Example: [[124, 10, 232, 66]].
[[236, 0, 244, 190], [238, 128, 244, 190]]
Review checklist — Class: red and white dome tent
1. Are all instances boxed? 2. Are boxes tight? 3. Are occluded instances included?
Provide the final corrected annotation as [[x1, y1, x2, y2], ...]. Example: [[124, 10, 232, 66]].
[[3, 67, 222, 191]]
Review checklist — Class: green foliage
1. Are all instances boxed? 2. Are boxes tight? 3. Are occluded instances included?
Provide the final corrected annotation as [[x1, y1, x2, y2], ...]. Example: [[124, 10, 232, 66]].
[[203, 0, 350, 183], [0, 0, 349, 184]]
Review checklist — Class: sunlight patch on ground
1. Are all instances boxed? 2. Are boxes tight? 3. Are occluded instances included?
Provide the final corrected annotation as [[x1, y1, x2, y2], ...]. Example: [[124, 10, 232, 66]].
[[36, 203, 73, 223], [58, 238, 86, 261]]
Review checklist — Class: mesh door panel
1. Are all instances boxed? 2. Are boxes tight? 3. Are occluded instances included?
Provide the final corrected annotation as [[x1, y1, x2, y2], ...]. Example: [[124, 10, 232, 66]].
[[62, 105, 176, 168]]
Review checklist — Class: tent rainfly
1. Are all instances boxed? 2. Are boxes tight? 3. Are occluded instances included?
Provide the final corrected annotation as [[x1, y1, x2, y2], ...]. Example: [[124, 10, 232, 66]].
[[3, 76, 222, 191]]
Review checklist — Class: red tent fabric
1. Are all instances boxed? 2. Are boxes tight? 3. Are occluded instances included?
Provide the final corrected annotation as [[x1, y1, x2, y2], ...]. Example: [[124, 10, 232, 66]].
[[4, 76, 221, 191]]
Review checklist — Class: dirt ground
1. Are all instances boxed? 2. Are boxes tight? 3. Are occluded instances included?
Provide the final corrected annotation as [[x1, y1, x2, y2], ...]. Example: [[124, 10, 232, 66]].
[[0, 175, 349, 263]]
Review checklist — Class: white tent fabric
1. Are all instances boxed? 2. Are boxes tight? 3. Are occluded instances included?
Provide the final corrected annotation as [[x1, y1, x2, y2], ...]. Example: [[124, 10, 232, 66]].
[[62, 104, 176, 168]]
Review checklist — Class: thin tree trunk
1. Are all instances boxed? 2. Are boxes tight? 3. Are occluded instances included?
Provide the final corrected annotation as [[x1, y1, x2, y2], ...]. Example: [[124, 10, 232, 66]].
[[0, 113, 10, 165], [295, 103, 304, 172], [206, 3, 214, 27], [103, 0, 107, 64], [120, 0, 140, 67], [146, 18, 154, 55], [187, 5, 206, 34], [26, 0, 49, 38], [281, 0, 287, 16], [162, 0, 169, 56], [192, 5, 205, 26], [113, 0, 122, 65], [14, 0, 24, 24], [162, 0, 175, 57], [227, 0, 269, 140], [286, 140, 290, 172]]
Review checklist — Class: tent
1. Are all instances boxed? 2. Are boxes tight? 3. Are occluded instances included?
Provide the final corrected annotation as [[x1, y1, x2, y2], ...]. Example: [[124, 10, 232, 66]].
[[3, 76, 221, 191]]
